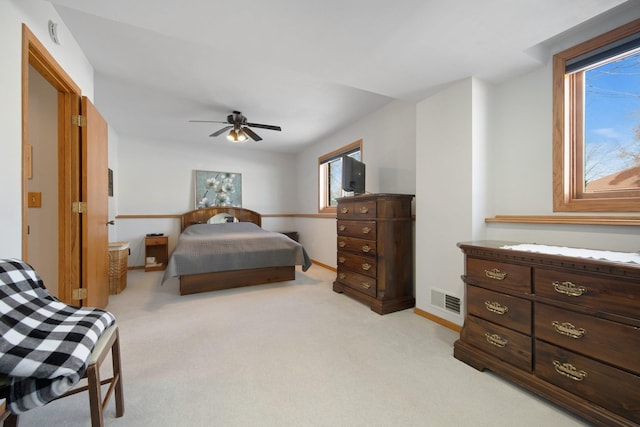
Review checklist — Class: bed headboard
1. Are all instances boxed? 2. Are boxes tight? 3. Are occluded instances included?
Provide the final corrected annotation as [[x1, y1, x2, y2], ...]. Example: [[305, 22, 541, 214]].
[[180, 207, 262, 231]]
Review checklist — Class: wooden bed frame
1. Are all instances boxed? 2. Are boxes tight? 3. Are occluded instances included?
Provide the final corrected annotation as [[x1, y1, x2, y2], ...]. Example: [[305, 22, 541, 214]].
[[177, 207, 295, 296]]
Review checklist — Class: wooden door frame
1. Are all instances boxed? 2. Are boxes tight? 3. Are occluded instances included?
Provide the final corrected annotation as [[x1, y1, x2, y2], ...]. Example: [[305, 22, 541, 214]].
[[22, 24, 81, 304]]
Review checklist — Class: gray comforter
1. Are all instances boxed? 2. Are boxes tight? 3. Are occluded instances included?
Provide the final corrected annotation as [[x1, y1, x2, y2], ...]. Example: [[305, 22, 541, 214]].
[[163, 222, 311, 280]]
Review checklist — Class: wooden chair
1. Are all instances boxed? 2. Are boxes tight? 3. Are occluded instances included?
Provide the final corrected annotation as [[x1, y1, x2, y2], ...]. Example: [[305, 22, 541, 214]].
[[0, 258, 125, 427], [0, 324, 124, 427]]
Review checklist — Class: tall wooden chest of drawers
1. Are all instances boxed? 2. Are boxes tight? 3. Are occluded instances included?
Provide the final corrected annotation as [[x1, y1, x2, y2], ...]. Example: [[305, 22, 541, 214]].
[[332, 193, 415, 314], [454, 241, 640, 426]]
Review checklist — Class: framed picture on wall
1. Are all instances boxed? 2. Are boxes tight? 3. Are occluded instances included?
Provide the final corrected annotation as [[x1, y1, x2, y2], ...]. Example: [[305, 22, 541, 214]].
[[194, 170, 242, 209]]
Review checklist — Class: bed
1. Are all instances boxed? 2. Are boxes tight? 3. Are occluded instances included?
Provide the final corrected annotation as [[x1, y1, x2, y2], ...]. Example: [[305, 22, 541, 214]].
[[164, 207, 312, 295]]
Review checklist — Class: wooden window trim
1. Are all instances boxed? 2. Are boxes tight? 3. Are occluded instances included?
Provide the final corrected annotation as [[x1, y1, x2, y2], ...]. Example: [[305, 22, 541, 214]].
[[553, 18, 640, 212], [318, 139, 362, 213]]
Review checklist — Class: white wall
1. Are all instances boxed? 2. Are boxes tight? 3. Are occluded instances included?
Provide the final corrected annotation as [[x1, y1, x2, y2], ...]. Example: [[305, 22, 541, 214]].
[[294, 100, 417, 267], [416, 78, 477, 325], [0, 0, 94, 258], [485, 61, 640, 251], [114, 135, 298, 266]]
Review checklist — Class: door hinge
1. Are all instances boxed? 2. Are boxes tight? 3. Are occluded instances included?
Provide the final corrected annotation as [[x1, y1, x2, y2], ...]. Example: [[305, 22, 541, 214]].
[[72, 114, 87, 127], [72, 288, 88, 300], [72, 201, 87, 213]]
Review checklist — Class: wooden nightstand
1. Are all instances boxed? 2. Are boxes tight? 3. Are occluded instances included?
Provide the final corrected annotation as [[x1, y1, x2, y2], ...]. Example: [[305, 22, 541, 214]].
[[145, 236, 168, 272], [280, 231, 299, 242]]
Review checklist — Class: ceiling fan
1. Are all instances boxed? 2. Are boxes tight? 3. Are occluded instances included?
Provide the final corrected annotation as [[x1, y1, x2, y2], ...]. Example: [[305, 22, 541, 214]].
[[189, 111, 282, 142]]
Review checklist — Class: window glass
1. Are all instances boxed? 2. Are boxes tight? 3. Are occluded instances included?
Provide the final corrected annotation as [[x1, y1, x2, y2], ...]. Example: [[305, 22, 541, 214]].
[[318, 140, 362, 212], [584, 50, 640, 192], [327, 157, 342, 208]]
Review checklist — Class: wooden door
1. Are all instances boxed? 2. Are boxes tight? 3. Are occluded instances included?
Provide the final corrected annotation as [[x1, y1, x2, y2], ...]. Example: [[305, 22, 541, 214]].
[[81, 96, 109, 308], [21, 27, 109, 308]]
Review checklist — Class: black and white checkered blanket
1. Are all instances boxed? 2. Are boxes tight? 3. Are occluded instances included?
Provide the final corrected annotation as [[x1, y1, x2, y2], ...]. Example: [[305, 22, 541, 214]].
[[0, 259, 115, 413]]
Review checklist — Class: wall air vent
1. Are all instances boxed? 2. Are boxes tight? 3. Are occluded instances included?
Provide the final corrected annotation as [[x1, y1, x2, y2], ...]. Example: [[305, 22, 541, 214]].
[[445, 294, 461, 314], [431, 288, 461, 315]]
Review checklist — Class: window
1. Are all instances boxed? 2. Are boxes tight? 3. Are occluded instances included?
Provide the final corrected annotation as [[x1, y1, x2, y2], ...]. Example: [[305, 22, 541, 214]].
[[318, 140, 362, 212], [553, 18, 640, 212]]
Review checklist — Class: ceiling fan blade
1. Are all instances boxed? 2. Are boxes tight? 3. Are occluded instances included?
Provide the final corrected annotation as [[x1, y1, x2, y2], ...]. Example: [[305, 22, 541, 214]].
[[189, 120, 229, 124], [246, 123, 282, 131], [210, 125, 233, 137], [242, 127, 262, 141]]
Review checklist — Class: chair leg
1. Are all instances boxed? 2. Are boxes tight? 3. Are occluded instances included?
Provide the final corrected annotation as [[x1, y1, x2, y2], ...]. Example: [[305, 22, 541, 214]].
[[111, 329, 124, 417], [86, 326, 124, 427], [3, 412, 19, 427], [1, 398, 19, 427], [86, 364, 103, 427]]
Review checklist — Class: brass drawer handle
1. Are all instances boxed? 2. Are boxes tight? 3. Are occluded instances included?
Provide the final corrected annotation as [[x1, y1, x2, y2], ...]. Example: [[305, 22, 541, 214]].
[[484, 333, 507, 348], [339, 225, 346, 232], [361, 263, 371, 271], [359, 206, 369, 214], [341, 207, 349, 214], [484, 268, 507, 280], [338, 257, 346, 263], [338, 241, 346, 248], [361, 244, 371, 253], [338, 273, 346, 280], [552, 321, 586, 339], [484, 301, 509, 315], [553, 281, 587, 297], [553, 360, 587, 381], [361, 282, 371, 289], [361, 227, 371, 234]]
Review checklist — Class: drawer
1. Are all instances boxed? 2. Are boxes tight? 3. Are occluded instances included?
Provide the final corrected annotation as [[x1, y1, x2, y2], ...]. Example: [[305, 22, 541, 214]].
[[535, 340, 640, 424], [337, 220, 376, 240], [534, 303, 640, 374], [461, 315, 532, 371], [337, 252, 376, 278], [336, 267, 376, 298], [337, 200, 376, 219], [353, 200, 376, 218], [467, 285, 532, 335], [337, 202, 355, 219], [466, 257, 531, 293], [145, 236, 167, 246], [337, 236, 376, 257], [534, 269, 640, 319]]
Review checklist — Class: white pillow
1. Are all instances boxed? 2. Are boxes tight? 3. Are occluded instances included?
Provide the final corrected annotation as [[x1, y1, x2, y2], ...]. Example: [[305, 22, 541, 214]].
[[208, 213, 237, 224]]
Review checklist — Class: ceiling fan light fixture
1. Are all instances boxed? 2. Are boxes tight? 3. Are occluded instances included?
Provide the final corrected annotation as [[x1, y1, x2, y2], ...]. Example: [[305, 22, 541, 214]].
[[227, 128, 247, 142]]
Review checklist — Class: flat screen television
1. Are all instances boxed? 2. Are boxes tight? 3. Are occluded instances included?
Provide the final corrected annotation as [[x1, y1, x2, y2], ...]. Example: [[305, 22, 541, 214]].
[[341, 155, 365, 194]]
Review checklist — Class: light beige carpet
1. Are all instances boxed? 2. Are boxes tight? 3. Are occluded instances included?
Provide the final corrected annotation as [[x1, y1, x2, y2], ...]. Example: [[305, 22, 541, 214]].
[[18, 265, 587, 426]]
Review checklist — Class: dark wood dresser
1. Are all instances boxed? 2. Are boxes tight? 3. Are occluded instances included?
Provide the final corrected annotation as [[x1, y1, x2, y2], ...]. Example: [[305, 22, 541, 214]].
[[454, 241, 640, 426], [332, 193, 415, 314]]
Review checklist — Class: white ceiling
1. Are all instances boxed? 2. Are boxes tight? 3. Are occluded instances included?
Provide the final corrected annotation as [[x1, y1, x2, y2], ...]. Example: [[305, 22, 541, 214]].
[[46, 0, 636, 152]]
